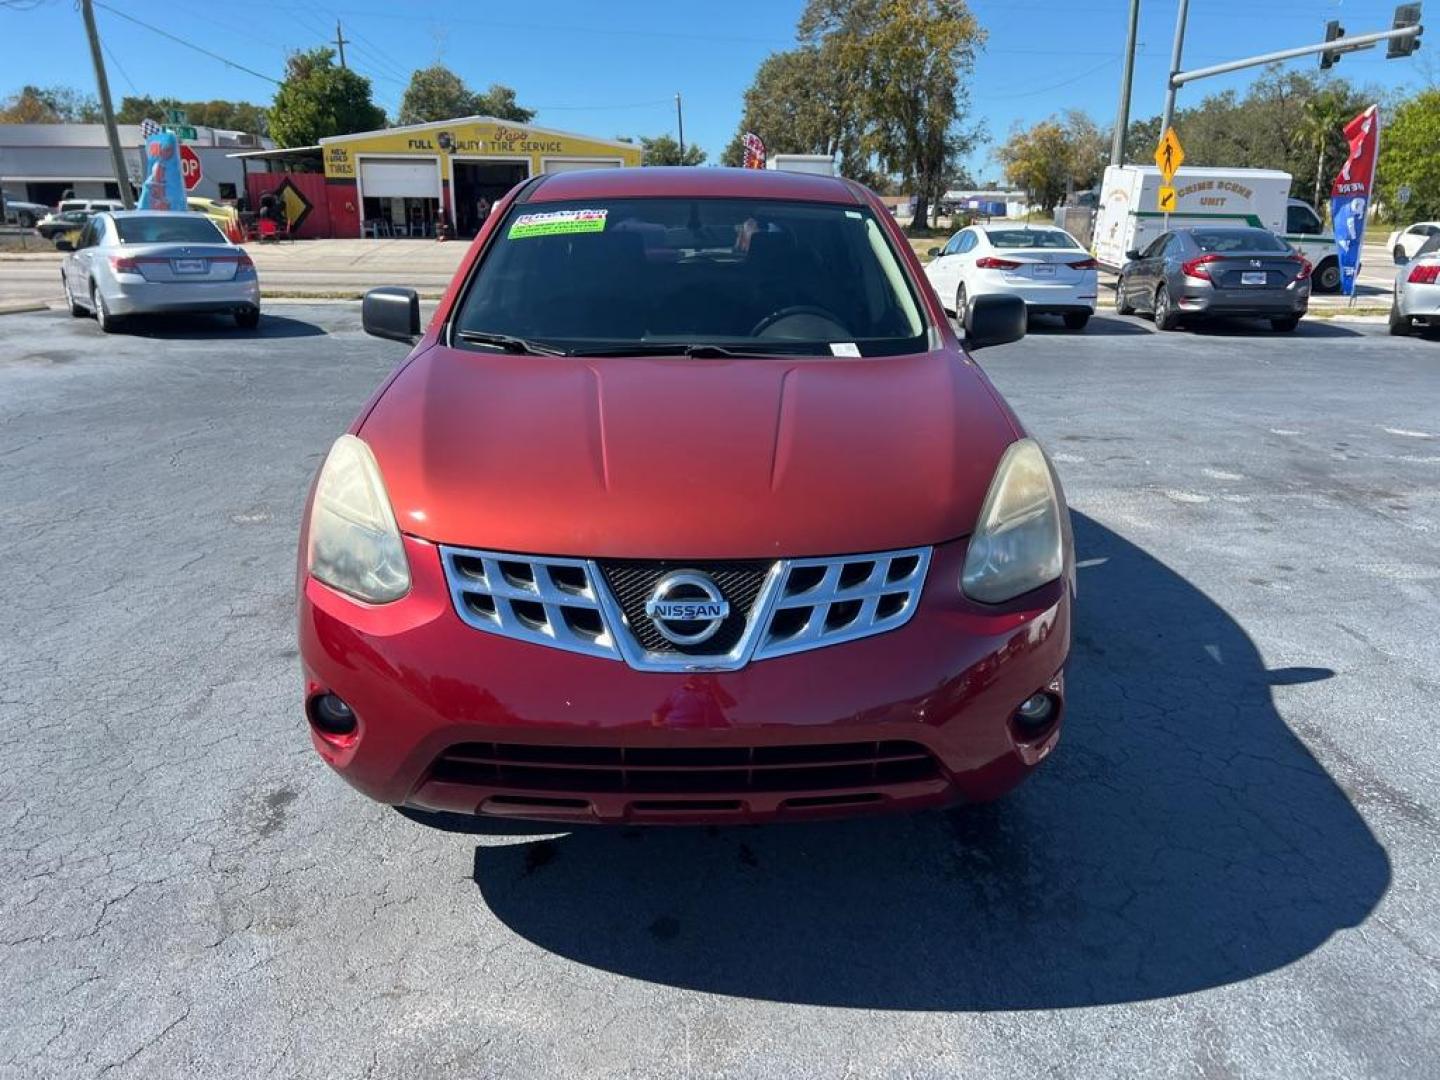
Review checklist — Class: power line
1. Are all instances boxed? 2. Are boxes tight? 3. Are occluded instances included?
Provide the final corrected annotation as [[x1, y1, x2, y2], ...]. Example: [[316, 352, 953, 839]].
[[92, 1, 281, 85], [100, 37, 138, 96], [984, 56, 1120, 101]]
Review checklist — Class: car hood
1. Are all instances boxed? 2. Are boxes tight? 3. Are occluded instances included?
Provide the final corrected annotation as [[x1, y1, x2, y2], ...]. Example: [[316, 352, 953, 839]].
[[358, 345, 1021, 559]]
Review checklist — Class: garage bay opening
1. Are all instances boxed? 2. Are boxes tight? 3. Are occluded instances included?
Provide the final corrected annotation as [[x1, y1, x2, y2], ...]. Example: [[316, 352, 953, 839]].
[[453, 161, 530, 237]]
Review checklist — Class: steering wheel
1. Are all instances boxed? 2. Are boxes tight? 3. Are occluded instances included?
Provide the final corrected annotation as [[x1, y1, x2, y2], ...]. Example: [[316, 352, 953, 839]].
[[750, 304, 851, 339]]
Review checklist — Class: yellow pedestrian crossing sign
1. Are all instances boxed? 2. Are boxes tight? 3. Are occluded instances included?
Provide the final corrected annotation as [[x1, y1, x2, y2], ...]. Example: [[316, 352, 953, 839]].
[[1158, 185, 1178, 213], [1155, 127, 1184, 184]]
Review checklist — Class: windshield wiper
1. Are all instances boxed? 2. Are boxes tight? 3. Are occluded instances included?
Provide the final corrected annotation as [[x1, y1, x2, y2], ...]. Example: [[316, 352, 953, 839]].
[[455, 330, 569, 356]]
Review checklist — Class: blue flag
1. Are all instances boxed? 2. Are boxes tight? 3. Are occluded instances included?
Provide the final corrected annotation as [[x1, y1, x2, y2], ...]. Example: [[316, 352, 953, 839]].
[[1330, 195, 1368, 298], [138, 130, 186, 211], [1329, 106, 1380, 299]]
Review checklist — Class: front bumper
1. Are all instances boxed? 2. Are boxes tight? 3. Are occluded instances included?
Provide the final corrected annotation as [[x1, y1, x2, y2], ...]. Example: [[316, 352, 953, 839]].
[[104, 276, 260, 316], [298, 535, 1072, 825]]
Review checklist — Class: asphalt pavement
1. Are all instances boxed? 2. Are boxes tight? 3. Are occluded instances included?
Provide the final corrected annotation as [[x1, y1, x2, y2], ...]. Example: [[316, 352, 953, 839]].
[[1, 304, 1437, 1078]]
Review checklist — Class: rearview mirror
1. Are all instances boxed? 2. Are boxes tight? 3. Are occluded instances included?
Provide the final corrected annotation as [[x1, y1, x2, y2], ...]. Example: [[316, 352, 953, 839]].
[[54, 239, 74, 252], [1125, 248, 1141, 261], [927, 246, 942, 257], [362, 286, 421, 344], [964, 294, 1027, 351]]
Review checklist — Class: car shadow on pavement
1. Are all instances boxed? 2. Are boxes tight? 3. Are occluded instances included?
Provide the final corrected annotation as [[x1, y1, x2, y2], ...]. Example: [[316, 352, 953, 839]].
[[466, 513, 1390, 1010], [114, 312, 327, 339], [1026, 314, 1152, 337], [1183, 318, 1365, 338]]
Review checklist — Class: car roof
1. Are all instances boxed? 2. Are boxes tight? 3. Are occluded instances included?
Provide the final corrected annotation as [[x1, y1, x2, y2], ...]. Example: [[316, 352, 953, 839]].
[[107, 210, 205, 219], [526, 166, 861, 206]]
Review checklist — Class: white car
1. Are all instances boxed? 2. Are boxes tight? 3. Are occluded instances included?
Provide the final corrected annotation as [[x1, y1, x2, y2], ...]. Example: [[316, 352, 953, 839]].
[[1389, 232, 1440, 336], [925, 224, 1098, 331], [1386, 221, 1440, 264], [58, 210, 260, 333]]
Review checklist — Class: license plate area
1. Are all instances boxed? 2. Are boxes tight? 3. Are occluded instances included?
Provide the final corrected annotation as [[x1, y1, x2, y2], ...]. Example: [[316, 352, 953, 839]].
[[1031, 263, 1056, 277], [1241, 271, 1267, 285], [173, 258, 207, 275]]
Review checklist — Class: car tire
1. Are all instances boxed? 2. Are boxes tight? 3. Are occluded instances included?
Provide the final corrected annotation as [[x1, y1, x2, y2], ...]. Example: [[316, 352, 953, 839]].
[[1314, 258, 1342, 294], [18, 211, 34, 228], [1114, 277, 1135, 316], [1063, 311, 1091, 331], [955, 283, 968, 323], [1153, 285, 1179, 331], [63, 274, 85, 317], [1394, 244, 1407, 264], [91, 282, 122, 334], [1389, 301, 1411, 336], [1270, 315, 1301, 333], [235, 306, 261, 330]]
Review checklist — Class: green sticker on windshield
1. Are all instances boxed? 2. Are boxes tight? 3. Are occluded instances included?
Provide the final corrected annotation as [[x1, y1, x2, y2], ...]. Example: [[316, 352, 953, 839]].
[[509, 208, 608, 239]]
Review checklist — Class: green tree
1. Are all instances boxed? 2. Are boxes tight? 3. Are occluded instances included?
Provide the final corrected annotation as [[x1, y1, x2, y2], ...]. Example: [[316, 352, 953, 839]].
[[116, 95, 269, 135], [269, 48, 386, 148], [398, 65, 533, 125], [0, 84, 101, 123], [798, 0, 985, 229], [638, 134, 705, 166], [995, 110, 1107, 211], [1378, 89, 1440, 223]]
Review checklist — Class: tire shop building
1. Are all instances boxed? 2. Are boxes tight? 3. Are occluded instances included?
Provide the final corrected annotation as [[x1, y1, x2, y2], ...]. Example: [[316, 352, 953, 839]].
[[233, 116, 642, 239]]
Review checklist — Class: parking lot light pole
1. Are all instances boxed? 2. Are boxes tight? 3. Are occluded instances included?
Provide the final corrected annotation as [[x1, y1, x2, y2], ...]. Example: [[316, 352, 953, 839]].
[[80, 0, 134, 210], [1160, 0, 1190, 137]]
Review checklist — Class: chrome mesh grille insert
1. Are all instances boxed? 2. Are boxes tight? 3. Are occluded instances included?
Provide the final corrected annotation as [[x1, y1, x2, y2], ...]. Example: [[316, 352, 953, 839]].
[[438, 545, 931, 671], [752, 548, 931, 660]]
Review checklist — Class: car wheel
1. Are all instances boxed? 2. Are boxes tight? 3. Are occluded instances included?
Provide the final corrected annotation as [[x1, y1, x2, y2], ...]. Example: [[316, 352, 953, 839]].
[[1394, 244, 1407, 264], [1153, 285, 1179, 331], [1063, 311, 1091, 331], [1114, 277, 1135, 316], [955, 283, 968, 322], [1314, 258, 1342, 294], [63, 273, 85, 317], [91, 282, 122, 334], [1389, 301, 1411, 336], [235, 306, 261, 330], [18, 211, 34, 228], [1270, 315, 1301, 332]]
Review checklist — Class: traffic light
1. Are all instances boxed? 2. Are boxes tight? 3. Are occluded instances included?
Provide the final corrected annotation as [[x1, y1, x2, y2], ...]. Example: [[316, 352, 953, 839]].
[[1388, 3, 1423, 59], [1320, 20, 1345, 68]]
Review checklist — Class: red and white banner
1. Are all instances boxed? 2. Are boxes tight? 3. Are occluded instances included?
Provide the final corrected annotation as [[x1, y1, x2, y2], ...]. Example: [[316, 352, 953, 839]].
[[1331, 104, 1380, 199], [742, 132, 766, 170]]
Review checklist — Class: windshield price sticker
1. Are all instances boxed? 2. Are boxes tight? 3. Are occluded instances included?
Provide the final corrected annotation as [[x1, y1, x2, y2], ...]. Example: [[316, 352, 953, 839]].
[[509, 208, 609, 239]]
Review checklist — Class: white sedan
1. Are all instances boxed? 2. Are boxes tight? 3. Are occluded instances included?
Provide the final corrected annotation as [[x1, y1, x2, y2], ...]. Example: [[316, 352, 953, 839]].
[[1386, 221, 1440, 263], [925, 224, 1098, 330]]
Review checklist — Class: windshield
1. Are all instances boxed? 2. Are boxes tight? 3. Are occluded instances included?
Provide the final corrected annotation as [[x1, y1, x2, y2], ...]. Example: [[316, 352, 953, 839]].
[[453, 197, 927, 356], [114, 216, 227, 245], [1191, 229, 1289, 253], [986, 228, 1079, 250]]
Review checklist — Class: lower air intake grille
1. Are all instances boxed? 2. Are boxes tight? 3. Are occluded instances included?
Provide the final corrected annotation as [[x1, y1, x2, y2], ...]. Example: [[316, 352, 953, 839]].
[[430, 740, 941, 794]]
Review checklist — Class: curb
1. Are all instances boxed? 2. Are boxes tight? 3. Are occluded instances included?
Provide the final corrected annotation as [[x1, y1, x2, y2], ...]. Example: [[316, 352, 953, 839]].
[[0, 301, 51, 315]]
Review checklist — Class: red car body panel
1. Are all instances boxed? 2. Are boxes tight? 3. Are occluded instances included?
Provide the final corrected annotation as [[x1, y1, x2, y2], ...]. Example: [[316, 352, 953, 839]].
[[299, 167, 1072, 825]]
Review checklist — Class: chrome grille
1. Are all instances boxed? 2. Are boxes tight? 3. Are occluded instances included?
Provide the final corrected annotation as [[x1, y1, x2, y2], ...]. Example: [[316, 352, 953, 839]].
[[438, 545, 931, 671]]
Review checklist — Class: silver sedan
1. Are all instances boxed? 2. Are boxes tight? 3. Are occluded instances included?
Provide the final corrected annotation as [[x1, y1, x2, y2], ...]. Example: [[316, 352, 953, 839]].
[[59, 210, 261, 333], [1390, 232, 1440, 336]]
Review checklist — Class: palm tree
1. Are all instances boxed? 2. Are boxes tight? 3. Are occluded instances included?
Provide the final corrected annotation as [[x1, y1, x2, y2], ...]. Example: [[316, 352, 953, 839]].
[[1301, 88, 1354, 212]]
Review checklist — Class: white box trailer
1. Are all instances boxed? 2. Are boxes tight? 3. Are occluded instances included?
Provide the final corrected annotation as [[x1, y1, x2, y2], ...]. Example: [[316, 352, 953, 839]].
[[766, 154, 837, 176], [1093, 165, 1341, 292]]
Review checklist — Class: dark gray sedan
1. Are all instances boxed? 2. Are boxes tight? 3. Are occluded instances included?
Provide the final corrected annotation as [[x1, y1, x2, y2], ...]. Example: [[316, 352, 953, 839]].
[[1115, 227, 1311, 332]]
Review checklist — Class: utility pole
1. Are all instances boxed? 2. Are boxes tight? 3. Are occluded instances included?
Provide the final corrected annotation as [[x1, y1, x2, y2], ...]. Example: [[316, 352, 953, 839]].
[[1110, 0, 1142, 166], [79, 0, 133, 209], [1160, 0, 1190, 136], [334, 20, 350, 68], [675, 93, 685, 160]]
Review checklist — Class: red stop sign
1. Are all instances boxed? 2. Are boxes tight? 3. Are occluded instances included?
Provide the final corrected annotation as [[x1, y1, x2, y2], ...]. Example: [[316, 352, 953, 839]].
[[179, 144, 202, 192]]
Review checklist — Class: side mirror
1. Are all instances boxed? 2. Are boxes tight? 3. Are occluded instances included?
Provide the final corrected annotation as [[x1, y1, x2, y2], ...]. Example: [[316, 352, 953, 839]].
[[54, 239, 74, 252], [927, 246, 942, 257], [362, 286, 421, 344], [1125, 248, 1141, 261], [964, 294, 1027, 350]]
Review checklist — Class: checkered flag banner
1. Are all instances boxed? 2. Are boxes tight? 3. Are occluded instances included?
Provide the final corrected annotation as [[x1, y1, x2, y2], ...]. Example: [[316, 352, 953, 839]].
[[139, 118, 161, 139]]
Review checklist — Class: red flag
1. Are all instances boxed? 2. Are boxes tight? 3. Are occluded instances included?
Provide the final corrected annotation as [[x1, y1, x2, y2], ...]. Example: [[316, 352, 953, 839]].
[[742, 132, 766, 170], [1331, 105, 1380, 199]]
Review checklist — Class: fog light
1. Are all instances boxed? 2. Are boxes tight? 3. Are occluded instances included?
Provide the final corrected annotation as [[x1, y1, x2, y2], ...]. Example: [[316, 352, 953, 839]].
[[1015, 692, 1055, 729], [309, 692, 357, 736]]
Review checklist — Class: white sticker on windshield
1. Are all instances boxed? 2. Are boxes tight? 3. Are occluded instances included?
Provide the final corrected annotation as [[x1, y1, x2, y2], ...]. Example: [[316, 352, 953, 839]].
[[830, 342, 861, 357], [509, 208, 608, 239]]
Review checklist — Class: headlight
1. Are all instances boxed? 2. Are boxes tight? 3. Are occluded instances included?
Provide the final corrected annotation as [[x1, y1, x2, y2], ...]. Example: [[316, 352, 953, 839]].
[[961, 438, 1063, 604], [307, 434, 410, 603]]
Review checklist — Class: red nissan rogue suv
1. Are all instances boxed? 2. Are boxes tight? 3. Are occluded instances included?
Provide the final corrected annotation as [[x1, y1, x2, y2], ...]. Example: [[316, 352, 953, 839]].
[[297, 167, 1073, 825]]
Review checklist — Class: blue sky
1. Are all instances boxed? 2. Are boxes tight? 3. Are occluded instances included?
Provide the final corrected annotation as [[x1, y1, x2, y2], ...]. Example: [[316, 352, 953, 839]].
[[2, 0, 1432, 181]]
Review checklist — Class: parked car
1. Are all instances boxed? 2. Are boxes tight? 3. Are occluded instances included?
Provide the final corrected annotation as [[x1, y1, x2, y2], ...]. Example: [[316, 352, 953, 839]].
[[1386, 221, 1440, 264], [54, 198, 125, 216], [36, 208, 93, 242], [57, 210, 260, 332], [297, 167, 1072, 827], [187, 196, 242, 241], [925, 223, 1097, 330], [1389, 232, 1440, 336], [1115, 226, 1310, 332], [2, 192, 50, 228]]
